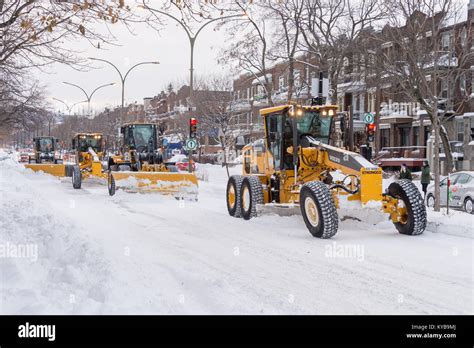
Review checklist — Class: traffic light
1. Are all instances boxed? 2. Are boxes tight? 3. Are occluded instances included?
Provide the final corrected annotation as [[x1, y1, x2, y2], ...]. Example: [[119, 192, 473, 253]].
[[366, 122, 376, 143], [190, 118, 198, 139]]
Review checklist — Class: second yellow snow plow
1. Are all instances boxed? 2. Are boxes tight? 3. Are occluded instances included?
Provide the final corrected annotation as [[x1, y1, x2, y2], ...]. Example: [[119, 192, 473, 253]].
[[107, 123, 198, 199], [69, 133, 107, 189]]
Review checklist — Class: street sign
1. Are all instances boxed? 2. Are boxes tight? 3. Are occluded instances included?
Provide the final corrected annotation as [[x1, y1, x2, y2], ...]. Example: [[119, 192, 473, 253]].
[[185, 138, 198, 151], [364, 113, 375, 124]]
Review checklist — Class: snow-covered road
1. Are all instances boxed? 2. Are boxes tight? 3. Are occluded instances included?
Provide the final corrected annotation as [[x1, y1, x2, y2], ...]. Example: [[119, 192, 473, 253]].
[[1, 152, 473, 314]]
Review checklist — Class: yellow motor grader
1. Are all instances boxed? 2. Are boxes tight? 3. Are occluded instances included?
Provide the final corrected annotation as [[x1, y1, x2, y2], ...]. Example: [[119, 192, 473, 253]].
[[69, 133, 107, 189], [107, 123, 198, 199], [24, 136, 71, 177], [226, 104, 427, 239]]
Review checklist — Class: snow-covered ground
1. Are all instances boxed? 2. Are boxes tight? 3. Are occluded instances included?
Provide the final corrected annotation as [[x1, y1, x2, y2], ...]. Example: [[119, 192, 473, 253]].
[[0, 151, 472, 314]]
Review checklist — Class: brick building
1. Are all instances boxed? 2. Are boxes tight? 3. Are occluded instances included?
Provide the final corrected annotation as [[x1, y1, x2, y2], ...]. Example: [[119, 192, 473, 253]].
[[336, 0, 474, 164], [231, 53, 321, 143]]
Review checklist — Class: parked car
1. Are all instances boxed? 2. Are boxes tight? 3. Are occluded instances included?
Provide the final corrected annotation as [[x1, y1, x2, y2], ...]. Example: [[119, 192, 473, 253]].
[[176, 157, 196, 172], [426, 171, 474, 214], [19, 153, 30, 163]]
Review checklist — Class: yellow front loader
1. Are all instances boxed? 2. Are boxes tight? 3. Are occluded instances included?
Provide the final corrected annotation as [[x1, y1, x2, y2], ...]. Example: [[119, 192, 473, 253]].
[[24, 136, 71, 177], [226, 104, 427, 239], [107, 123, 198, 199]]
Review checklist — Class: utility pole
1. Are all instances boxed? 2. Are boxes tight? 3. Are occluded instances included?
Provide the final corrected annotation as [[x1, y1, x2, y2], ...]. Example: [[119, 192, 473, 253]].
[[433, 38, 441, 212]]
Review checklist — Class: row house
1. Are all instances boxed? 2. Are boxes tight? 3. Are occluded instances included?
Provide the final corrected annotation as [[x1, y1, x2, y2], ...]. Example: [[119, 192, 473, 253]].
[[337, 0, 474, 163], [232, 53, 321, 143]]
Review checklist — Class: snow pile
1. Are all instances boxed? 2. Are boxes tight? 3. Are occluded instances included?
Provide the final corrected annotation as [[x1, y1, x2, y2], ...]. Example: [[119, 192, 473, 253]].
[[0, 154, 111, 314], [167, 154, 187, 163], [425, 209, 474, 238], [0, 152, 472, 315]]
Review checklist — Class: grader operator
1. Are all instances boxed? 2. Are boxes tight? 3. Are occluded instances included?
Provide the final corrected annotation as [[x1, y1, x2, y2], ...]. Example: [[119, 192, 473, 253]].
[[226, 104, 427, 239]]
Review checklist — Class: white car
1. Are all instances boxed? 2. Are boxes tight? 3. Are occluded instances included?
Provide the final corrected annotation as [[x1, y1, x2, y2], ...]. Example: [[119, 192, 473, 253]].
[[426, 171, 474, 214]]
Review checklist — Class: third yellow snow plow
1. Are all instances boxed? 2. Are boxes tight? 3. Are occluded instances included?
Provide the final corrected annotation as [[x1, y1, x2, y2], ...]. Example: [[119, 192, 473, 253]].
[[107, 123, 198, 199], [24, 136, 70, 177]]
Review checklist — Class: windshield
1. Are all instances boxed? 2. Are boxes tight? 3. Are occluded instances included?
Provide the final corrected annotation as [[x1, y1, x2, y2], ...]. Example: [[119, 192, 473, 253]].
[[38, 138, 53, 153], [132, 125, 154, 149], [78, 136, 102, 153], [296, 111, 332, 143]]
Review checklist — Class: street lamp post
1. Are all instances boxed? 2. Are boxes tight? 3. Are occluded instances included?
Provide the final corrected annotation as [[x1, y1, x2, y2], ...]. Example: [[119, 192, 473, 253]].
[[87, 58, 159, 122], [142, 3, 244, 106], [51, 98, 87, 117], [63, 81, 115, 118], [141, 2, 245, 172]]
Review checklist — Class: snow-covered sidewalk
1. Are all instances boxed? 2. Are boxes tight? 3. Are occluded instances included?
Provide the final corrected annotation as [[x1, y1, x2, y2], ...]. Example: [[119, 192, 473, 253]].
[[0, 152, 472, 314]]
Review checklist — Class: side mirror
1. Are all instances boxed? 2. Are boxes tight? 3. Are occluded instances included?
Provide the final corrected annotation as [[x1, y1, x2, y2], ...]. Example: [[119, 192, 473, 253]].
[[72, 139, 76, 150]]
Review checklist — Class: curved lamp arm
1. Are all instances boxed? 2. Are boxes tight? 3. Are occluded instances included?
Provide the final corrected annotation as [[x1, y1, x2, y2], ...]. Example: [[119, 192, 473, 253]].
[[142, 1, 245, 41], [88, 57, 125, 83], [124, 62, 160, 82], [89, 82, 115, 101], [63, 81, 91, 101]]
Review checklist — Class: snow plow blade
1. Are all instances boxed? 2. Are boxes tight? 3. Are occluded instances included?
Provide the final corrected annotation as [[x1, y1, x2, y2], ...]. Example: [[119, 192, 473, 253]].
[[24, 164, 68, 177], [108, 171, 199, 199]]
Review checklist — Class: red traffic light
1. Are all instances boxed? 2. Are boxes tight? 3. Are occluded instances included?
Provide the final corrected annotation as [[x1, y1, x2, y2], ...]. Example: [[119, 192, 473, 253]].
[[367, 123, 376, 132], [190, 118, 198, 126]]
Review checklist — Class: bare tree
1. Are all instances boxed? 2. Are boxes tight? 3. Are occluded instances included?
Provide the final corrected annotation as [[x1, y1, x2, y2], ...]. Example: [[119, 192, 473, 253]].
[[194, 75, 244, 176], [379, 0, 471, 211], [219, 1, 274, 106], [300, 0, 384, 104]]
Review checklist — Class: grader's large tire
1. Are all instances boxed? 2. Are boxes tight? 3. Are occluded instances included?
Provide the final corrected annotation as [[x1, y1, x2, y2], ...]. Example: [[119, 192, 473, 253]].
[[240, 176, 264, 220], [108, 172, 116, 196], [65, 165, 74, 177], [300, 181, 339, 239], [226, 175, 244, 218], [388, 180, 426, 236], [72, 165, 81, 189]]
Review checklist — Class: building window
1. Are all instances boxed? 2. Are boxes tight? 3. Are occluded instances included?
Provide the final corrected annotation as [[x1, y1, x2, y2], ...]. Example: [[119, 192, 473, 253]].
[[457, 120, 464, 141], [442, 32, 452, 51], [413, 127, 420, 146], [424, 126, 431, 146], [294, 69, 301, 88], [461, 27, 468, 47], [460, 74, 467, 93], [441, 79, 448, 99], [381, 129, 390, 148], [279, 76, 285, 92], [400, 127, 410, 147]]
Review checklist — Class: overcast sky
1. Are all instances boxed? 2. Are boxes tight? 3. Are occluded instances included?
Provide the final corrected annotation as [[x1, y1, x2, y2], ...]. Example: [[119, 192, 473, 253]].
[[38, 15, 231, 115]]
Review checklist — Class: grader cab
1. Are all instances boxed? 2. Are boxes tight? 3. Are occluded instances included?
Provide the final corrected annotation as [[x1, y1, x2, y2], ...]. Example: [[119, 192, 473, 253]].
[[107, 123, 198, 199], [226, 104, 427, 239]]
